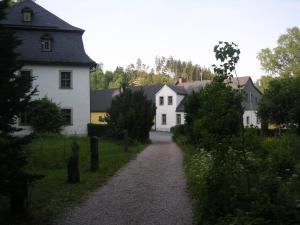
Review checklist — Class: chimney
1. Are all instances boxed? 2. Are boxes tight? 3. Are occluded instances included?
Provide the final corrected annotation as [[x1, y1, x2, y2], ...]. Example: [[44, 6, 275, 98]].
[[177, 76, 187, 84]]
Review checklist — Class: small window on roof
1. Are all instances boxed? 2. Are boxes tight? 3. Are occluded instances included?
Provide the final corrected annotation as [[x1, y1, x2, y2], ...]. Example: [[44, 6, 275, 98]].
[[22, 7, 33, 22], [41, 34, 53, 52]]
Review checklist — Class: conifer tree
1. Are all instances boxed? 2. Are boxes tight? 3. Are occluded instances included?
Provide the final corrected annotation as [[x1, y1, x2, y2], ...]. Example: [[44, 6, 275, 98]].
[[0, 0, 39, 214]]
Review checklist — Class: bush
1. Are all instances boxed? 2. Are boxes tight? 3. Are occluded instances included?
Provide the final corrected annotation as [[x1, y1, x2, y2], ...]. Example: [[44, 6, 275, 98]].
[[107, 89, 155, 143], [181, 133, 300, 225], [171, 124, 186, 137], [184, 79, 244, 148], [87, 123, 109, 137], [28, 97, 65, 133]]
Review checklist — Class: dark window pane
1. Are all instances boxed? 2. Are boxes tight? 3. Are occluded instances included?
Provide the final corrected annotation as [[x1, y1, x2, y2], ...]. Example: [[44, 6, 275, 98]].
[[162, 114, 166, 125], [159, 96, 164, 105], [60, 72, 71, 89], [62, 109, 72, 125], [168, 96, 172, 105], [176, 114, 181, 125]]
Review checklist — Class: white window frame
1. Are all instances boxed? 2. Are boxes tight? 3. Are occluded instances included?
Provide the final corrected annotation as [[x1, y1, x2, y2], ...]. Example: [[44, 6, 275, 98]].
[[168, 96, 173, 105], [159, 96, 164, 105], [246, 116, 250, 125], [41, 39, 52, 52], [162, 114, 167, 125], [62, 108, 73, 126], [59, 71, 73, 89], [23, 12, 32, 22]]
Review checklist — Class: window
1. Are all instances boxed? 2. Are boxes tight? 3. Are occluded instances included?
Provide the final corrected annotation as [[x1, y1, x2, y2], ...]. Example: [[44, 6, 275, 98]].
[[23, 12, 32, 21], [62, 108, 72, 125], [22, 7, 33, 22], [41, 34, 53, 52], [257, 116, 260, 124], [168, 96, 173, 105], [249, 92, 253, 103], [246, 116, 250, 125], [60, 71, 72, 89], [41, 39, 52, 52], [176, 114, 181, 125], [162, 114, 167, 125], [159, 96, 164, 105], [255, 97, 258, 103]]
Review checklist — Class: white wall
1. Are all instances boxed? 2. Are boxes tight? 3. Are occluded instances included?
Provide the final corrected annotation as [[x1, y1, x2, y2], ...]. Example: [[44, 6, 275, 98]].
[[17, 65, 90, 135], [155, 85, 185, 131], [243, 110, 261, 128]]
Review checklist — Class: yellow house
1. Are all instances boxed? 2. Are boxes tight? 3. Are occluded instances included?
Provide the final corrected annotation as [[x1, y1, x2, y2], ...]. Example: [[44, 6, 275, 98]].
[[90, 85, 163, 126], [91, 112, 108, 125], [90, 88, 119, 125]]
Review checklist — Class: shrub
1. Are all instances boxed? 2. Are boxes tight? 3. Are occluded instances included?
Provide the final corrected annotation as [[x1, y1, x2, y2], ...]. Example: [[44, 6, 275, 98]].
[[28, 97, 65, 133], [107, 88, 155, 143], [182, 133, 300, 225], [87, 123, 109, 137]]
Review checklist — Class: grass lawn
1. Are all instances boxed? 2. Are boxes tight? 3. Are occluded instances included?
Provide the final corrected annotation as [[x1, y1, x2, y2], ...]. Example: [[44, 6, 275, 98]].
[[0, 135, 147, 225]]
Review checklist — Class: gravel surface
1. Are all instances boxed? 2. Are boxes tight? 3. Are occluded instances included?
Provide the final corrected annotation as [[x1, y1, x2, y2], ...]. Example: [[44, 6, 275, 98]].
[[58, 131, 193, 225]]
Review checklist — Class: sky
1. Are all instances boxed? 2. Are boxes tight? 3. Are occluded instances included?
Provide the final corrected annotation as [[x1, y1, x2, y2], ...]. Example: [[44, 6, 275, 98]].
[[37, 0, 300, 81]]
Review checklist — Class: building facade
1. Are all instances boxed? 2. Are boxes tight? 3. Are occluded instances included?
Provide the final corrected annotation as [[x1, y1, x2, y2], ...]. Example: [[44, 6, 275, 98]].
[[1, 0, 95, 135], [90, 77, 262, 132]]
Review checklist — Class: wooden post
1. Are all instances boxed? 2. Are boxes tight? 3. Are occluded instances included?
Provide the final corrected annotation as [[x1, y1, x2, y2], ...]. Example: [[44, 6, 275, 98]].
[[90, 136, 99, 170], [67, 141, 80, 183], [123, 129, 128, 152]]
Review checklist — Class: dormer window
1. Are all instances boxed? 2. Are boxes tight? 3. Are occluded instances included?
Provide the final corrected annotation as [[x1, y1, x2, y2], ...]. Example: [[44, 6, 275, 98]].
[[41, 34, 53, 52], [22, 7, 33, 22]]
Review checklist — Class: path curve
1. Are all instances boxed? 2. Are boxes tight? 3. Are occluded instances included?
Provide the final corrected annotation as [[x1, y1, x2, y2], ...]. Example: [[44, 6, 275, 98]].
[[58, 132, 193, 225]]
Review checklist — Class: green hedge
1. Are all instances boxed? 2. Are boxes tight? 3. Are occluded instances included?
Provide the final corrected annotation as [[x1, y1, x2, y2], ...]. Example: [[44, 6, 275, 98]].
[[87, 123, 109, 137]]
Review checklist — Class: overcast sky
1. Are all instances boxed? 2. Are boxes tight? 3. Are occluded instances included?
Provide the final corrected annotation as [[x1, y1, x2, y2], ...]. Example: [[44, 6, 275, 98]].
[[38, 0, 300, 81]]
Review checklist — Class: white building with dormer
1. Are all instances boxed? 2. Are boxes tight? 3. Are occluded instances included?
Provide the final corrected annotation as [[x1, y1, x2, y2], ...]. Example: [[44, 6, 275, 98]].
[[0, 0, 95, 135]]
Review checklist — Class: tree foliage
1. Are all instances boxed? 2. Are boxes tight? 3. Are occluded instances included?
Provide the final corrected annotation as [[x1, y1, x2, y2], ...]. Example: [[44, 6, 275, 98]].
[[258, 27, 300, 77], [184, 42, 243, 147], [155, 56, 214, 81], [0, 0, 40, 214], [258, 76, 300, 128], [255, 75, 274, 93], [107, 89, 156, 142], [90, 57, 213, 90], [28, 97, 65, 134], [175, 41, 300, 225]]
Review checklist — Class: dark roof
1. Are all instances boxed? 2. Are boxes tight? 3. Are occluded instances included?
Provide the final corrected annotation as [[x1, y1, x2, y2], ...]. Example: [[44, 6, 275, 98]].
[[0, 0, 95, 67], [167, 85, 187, 95], [227, 76, 250, 89], [90, 89, 119, 112], [131, 85, 164, 102], [177, 76, 251, 94], [0, 0, 83, 32], [176, 101, 185, 112], [14, 30, 95, 66], [91, 85, 163, 112]]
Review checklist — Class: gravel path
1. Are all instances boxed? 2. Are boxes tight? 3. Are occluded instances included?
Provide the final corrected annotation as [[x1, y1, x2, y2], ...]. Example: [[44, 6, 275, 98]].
[[58, 132, 193, 225]]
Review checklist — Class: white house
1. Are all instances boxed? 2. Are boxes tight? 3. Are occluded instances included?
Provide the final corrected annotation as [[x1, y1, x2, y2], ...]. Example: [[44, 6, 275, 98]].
[[1, 0, 95, 135], [155, 76, 262, 131], [155, 85, 186, 131]]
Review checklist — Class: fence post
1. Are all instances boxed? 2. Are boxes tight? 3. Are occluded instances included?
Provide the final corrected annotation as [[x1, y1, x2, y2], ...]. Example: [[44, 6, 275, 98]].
[[67, 141, 80, 183], [90, 136, 99, 170]]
